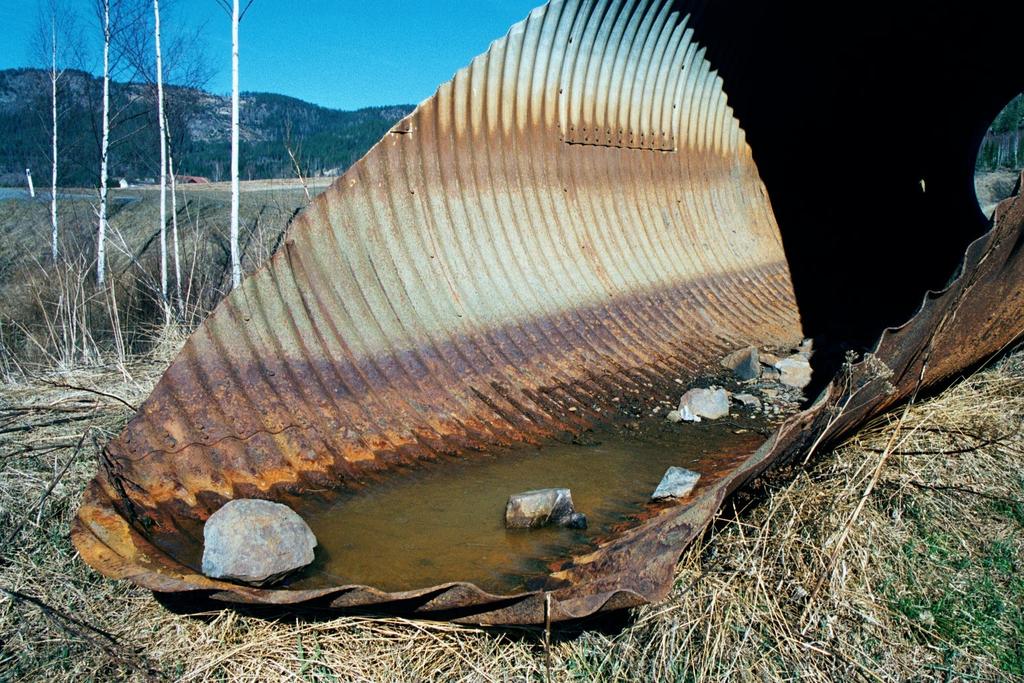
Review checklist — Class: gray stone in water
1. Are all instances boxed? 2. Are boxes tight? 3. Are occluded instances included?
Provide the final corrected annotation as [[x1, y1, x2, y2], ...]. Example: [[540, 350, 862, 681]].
[[774, 355, 813, 389], [505, 488, 587, 529], [665, 409, 684, 423], [202, 499, 317, 586], [677, 387, 730, 422], [721, 347, 761, 381], [652, 467, 702, 500]]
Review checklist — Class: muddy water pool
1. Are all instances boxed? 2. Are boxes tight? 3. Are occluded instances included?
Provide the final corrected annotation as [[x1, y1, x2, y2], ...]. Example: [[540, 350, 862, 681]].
[[288, 418, 770, 595]]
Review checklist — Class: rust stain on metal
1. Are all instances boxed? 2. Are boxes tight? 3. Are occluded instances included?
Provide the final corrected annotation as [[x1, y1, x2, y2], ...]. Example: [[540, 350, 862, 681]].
[[73, 0, 1024, 625]]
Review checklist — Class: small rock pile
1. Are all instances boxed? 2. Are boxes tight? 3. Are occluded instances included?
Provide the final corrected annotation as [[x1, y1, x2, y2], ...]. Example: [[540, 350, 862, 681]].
[[723, 340, 813, 390], [665, 339, 815, 424]]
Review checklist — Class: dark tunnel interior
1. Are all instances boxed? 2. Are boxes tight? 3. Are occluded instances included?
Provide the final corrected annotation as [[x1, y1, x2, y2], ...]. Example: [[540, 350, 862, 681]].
[[682, 1, 1024, 372]]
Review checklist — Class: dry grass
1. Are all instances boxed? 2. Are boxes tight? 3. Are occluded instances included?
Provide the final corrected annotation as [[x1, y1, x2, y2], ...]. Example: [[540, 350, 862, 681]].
[[1, 348, 1023, 681], [0, 187, 312, 371]]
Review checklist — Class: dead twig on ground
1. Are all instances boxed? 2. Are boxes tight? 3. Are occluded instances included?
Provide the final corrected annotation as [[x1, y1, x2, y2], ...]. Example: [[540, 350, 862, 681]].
[[37, 378, 137, 411], [0, 429, 90, 560], [0, 587, 163, 681]]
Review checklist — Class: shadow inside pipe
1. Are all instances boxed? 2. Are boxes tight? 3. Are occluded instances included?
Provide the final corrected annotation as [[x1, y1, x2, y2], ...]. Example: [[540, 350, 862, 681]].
[[682, 0, 1024, 382]]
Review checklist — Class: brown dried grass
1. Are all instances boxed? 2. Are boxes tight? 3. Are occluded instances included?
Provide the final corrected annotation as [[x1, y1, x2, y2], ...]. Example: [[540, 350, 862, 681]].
[[1, 348, 1022, 681]]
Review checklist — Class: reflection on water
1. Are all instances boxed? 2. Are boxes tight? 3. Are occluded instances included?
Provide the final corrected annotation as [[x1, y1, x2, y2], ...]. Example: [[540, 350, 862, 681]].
[[290, 420, 766, 594]]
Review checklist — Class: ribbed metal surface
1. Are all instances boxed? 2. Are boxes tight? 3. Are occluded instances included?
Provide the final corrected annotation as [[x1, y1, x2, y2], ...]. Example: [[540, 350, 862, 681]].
[[72, 0, 1024, 625], [558, 4, 737, 152], [88, 0, 799, 518]]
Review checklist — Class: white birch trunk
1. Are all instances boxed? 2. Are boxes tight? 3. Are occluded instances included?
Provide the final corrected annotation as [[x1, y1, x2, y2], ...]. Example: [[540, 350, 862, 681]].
[[168, 136, 182, 310], [97, 0, 110, 287], [229, 0, 241, 288], [50, 17, 59, 263], [154, 0, 168, 312]]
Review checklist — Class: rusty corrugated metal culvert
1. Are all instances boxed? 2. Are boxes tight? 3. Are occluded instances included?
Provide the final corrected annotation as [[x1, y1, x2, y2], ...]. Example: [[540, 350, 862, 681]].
[[73, 0, 1024, 624]]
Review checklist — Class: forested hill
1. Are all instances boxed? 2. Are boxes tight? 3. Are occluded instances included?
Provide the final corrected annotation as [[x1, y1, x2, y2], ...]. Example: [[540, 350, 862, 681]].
[[0, 68, 414, 187]]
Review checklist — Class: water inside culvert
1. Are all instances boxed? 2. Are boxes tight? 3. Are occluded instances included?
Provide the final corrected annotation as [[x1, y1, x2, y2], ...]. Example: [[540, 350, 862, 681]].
[[280, 418, 770, 595]]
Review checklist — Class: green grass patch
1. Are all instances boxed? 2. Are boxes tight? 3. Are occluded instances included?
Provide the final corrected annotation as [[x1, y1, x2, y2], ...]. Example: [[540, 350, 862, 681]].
[[887, 497, 1024, 677]]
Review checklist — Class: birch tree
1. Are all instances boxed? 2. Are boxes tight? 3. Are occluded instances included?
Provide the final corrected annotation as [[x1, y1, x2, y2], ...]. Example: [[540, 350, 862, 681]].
[[46, 5, 62, 262], [119, 1, 209, 315], [229, 0, 240, 288], [97, 0, 111, 286], [49, 16, 59, 263], [215, 0, 255, 289], [168, 137, 182, 309], [92, 0, 146, 286], [153, 0, 168, 311], [35, 0, 79, 263]]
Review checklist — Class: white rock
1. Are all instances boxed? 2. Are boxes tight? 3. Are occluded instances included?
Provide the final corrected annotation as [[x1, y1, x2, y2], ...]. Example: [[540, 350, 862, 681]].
[[652, 467, 702, 500], [678, 387, 730, 421], [774, 356, 813, 389]]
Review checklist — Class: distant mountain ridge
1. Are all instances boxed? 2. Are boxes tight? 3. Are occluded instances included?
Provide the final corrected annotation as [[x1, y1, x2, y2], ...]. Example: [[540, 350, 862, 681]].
[[0, 68, 414, 186]]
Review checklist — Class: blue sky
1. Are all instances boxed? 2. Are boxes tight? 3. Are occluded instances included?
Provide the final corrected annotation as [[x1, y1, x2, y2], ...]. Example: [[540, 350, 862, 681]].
[[0, 0, 541, 109]]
